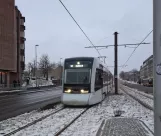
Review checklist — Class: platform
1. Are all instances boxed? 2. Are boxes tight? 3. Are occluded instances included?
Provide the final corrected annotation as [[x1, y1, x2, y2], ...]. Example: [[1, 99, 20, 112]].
[[96, 118, 153, 136]]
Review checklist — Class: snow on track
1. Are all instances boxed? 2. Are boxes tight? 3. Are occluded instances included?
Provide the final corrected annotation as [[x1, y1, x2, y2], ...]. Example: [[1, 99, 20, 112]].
[[123, 85, 153, 99], [121, 85, 153, 109], [0, 104, 63, 135], [0, 89, 154, 136], [12, 108, 85, 136], [60, 94, 154, 136]]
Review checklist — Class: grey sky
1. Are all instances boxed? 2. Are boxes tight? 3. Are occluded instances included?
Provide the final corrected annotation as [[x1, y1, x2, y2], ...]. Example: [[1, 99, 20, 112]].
[[15, 0, 152, 72]]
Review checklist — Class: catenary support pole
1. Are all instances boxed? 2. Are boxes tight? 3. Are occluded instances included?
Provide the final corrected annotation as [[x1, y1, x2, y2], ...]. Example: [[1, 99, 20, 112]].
[[153, 0, 161, 135], [114, 32, 118, 94]]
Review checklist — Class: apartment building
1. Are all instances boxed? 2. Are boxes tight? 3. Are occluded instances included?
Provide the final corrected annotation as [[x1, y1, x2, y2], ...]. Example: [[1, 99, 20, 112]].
[[140, 55, 153, 80], [0, 0, 26, 87]]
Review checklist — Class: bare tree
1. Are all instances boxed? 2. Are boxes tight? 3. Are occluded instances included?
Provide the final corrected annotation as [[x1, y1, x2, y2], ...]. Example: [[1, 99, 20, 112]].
[[39, 54, 51, 80], [119, 71, 125, 79], [119, 69, 140, 82], [50, 62, 56, 69], [25, 60, 36, 77]]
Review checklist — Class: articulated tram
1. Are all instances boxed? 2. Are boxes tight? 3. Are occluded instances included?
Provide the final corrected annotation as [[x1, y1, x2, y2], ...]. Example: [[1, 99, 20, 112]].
[[61, 57, 110, 106]]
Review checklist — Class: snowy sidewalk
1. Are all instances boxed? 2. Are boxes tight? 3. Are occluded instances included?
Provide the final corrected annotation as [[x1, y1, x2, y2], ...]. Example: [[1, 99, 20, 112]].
[[96, 118, 153, 136]]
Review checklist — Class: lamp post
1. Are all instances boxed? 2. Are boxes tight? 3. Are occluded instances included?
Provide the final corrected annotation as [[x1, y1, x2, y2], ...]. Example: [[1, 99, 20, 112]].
[[35, 45, 39, 87], [60, 58, 62, 85]]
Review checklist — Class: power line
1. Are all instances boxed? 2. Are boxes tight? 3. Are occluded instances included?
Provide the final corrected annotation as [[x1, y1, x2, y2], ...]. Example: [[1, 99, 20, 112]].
[[122, 30, 153, 66], [58, 0, 101, 56], [85, 42, 150, 48]]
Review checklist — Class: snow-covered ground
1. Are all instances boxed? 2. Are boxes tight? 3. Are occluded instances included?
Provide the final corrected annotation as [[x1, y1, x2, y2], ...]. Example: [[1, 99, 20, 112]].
[[60, 93, 154, 136], [0, 90, 21, 94], [121, 85, 153, 108], [123, 85, 153, 99], [13, 108, 85, 136], [22, 79, 53, 87], [124, 86, 154, 99], [120, 78, 138, 84], [0, 104, 63, 135], [0, 89, 154, 136]]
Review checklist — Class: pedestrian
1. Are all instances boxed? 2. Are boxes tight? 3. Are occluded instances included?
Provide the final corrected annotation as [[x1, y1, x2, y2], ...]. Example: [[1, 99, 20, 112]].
[[13, 80, 16, 88], [26, 78, 29, 85]]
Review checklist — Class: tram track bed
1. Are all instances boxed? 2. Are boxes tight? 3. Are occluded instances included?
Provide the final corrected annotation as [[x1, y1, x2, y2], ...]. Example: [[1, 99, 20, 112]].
[[120, 85, 153, 110], [60, 93, 153, 136], [0, 91, 154, 136], [123, 85, 153, 99], [0, 103, 63, 136]]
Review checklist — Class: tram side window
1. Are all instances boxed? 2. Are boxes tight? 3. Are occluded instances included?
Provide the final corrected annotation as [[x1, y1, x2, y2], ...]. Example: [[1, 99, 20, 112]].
[[95, 69, 103, 91]]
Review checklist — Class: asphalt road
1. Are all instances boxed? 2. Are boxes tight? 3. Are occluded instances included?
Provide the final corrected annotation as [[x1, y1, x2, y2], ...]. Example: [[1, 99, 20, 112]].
[[121, 81, 153, 94], [0, 87, 62, 121]]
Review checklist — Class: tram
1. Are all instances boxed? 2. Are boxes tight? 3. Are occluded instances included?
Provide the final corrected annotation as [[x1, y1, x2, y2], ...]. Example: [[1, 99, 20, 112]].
[[61, 57, 110, 106]]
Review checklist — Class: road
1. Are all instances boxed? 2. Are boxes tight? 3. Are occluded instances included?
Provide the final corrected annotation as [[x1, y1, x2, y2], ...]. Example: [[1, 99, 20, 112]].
[[121, 81, 153, 94], [0, 87, 62, 121]]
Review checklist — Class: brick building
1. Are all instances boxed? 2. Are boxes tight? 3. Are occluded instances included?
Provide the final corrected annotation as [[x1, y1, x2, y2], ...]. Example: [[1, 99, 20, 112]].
[[0, 0, 25, 87]]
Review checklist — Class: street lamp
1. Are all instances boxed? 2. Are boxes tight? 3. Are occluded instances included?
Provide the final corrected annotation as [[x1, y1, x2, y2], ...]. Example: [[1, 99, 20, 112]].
[[35, 45, 39, 87], [60, 58, 63, 85]]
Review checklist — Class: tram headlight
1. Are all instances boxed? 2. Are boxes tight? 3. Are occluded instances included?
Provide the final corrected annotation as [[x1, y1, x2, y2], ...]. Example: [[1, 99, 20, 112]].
[[64, 89, 72, 93], [80, 89, 88, 94]]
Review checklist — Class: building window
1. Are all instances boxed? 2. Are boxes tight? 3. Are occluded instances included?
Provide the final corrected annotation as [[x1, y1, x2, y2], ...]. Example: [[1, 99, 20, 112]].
[[20, 49, 25, 56], [20, 25, 25, 31], [20, 37, 26, 44], [95, 68, 103, 91]]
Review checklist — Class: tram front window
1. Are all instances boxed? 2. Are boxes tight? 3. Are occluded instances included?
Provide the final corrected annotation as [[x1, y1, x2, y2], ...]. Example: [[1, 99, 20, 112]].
[[65, 69, 90, 84]]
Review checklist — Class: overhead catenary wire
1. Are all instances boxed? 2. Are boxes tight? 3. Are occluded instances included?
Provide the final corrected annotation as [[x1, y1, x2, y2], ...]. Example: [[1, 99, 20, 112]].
[[58, 0, 101, 56], [122, 30, 153, 66]]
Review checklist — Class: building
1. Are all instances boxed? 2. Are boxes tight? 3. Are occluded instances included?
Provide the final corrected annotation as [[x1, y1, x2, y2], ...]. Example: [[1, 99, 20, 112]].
[[48, 66, 63, 80], [15, 6, 26, 84], [0, 0, 25, 87], [140, 55, 153, 80], [37, 66, 63, 80]]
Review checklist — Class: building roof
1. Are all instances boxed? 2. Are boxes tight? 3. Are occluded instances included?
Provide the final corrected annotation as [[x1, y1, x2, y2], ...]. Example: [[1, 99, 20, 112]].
[[143, 55, 153, 64]]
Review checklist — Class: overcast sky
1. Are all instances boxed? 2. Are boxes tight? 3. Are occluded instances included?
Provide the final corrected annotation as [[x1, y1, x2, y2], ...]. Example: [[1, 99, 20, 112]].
[[15, 0, 152, 72]]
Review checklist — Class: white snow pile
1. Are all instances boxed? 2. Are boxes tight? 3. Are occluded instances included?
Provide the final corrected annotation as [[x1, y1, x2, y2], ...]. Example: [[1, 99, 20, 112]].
[[120, 79, 137, 84], [22, 79, 53, 87], [0, 90, 21, 94], [60, 93, 154, 136], [0, 104, 63, 135]]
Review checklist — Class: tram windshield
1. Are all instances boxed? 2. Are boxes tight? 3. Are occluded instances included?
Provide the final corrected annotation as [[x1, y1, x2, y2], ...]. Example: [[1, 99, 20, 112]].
[[64, 69, 91, 84]]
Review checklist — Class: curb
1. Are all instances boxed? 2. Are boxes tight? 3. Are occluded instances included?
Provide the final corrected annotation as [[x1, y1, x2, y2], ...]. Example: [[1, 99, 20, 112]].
[[0, 85, 61, 96]]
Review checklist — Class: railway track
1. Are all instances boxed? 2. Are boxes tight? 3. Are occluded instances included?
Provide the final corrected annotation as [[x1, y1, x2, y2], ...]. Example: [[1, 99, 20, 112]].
[[54, 107, 91, 136], [4, 106, 65, 136], [4, 106, 93, 136], [123, 85, 153, 100], [120, 85, 153, 111]]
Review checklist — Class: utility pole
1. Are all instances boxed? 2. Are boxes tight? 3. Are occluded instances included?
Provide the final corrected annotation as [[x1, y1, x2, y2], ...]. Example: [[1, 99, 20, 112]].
[[60, 58, 63, 85], [35, 45, 39, 87], [114, 32, 118, 94], [154, 0, 161, 135]]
